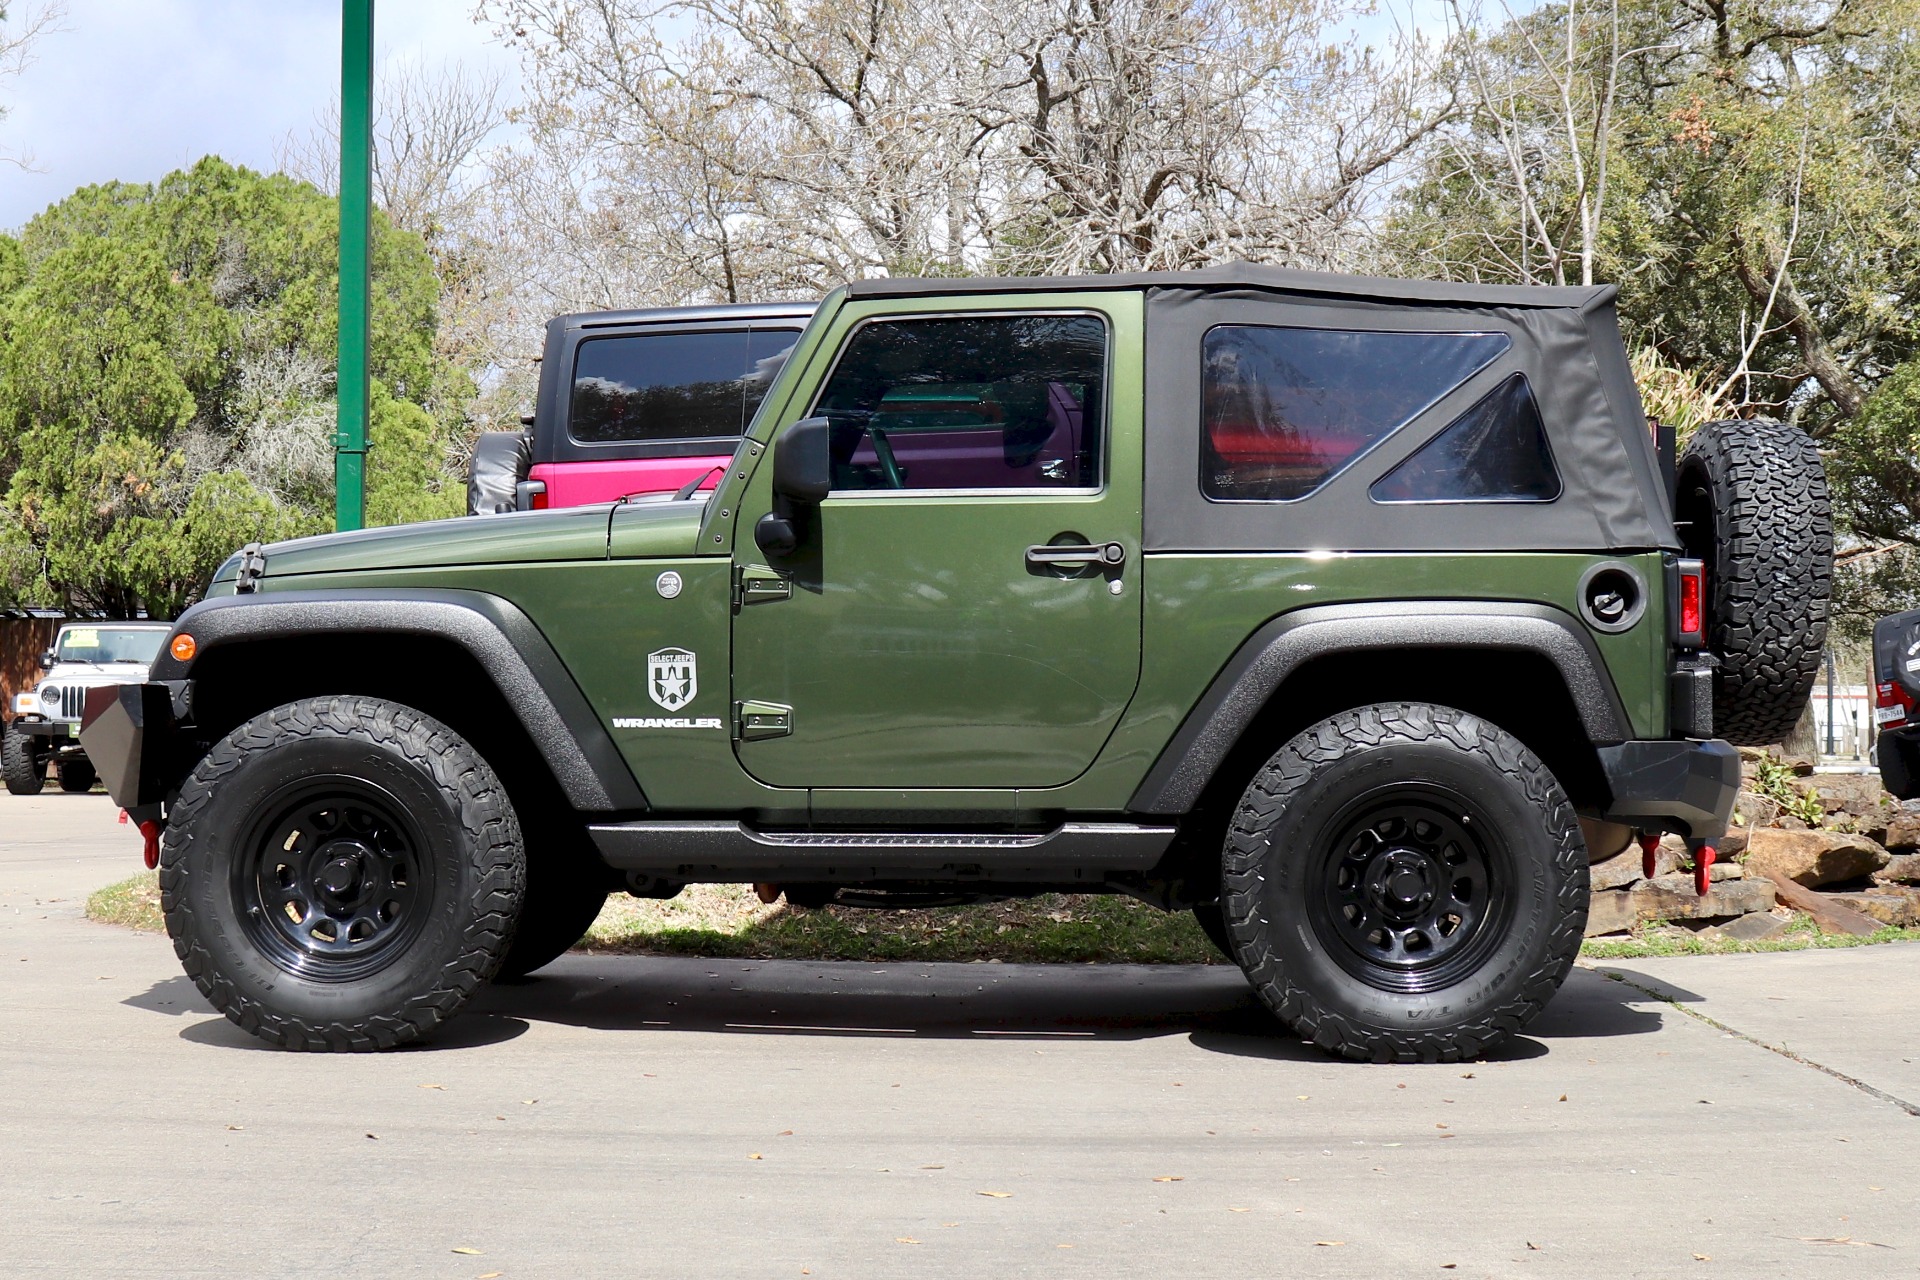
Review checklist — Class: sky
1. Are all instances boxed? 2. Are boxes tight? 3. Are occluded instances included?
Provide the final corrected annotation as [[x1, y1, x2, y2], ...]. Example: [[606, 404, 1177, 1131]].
[[0, 0, 520, 231]]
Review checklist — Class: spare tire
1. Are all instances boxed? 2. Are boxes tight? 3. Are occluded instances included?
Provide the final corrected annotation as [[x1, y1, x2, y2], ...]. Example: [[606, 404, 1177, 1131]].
[[1674, 418, 1831, 745], [467, 430, 531, 516]]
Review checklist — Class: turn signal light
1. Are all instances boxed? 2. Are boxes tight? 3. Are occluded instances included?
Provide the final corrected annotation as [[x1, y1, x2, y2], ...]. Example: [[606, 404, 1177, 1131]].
[[1674, 559, 1705, 646], [170, 634, 197, 662]]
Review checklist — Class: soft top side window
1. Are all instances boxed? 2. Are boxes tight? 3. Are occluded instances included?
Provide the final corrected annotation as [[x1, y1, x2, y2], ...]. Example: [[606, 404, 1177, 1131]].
[[1200, 326, 1510, 502], [1371, 373, 1561, 503], [570, 328, 798, 445], [810, 313, 1107, 492]]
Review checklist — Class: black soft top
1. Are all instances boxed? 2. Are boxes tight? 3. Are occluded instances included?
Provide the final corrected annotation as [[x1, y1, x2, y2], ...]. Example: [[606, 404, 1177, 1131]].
[[847, 264, 1675, 554]]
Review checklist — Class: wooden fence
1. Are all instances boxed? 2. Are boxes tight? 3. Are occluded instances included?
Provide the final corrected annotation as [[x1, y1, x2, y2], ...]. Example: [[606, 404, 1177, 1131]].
[[0, 618, 58, 723]]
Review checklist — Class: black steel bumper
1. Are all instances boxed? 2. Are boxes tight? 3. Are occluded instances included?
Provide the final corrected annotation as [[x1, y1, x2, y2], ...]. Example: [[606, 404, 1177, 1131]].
[[78, 683, 182, 812], [11, 719, 80, 741], [1597, 738, 1740, 842]]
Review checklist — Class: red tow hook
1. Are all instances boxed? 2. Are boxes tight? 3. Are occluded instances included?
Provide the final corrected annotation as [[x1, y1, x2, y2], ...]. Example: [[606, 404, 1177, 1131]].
[[120, 809, 162, 868], [1691, 841, 1716, 898], [1637, 832, 1662, 881]]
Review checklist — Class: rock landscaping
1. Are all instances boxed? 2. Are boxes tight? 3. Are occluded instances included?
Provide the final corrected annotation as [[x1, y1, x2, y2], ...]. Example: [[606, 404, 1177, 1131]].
[[1585, 746, 1920, 942]]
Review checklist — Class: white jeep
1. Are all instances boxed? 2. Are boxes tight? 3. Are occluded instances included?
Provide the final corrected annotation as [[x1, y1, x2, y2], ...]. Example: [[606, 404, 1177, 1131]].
[[5, 623, 170, 795]]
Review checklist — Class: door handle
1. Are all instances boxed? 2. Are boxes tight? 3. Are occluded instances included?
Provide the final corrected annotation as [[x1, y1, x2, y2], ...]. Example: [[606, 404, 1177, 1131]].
[[1025, 541, 1126, 571]]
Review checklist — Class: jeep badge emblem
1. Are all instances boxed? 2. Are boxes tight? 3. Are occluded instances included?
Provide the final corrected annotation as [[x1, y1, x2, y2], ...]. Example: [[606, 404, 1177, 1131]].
[[647, 648, 697, 711], [656, 571, 683, 599]]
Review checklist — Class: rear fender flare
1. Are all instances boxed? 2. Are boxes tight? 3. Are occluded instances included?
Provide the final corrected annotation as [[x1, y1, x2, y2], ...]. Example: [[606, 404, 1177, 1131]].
[[1127, 600, 1630, 814]]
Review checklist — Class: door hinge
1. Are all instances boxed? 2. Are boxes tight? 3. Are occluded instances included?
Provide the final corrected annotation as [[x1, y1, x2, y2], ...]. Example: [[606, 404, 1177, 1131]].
[[733, 564, 792, 609], [733, 699, 794, 741]]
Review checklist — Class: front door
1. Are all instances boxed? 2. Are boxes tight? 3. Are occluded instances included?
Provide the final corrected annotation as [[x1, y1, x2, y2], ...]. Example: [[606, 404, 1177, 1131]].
[[730, 299, 1143, 790]]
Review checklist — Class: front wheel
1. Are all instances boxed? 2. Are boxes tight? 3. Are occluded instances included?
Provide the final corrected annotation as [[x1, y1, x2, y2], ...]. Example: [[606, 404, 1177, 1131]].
[[3, 725, 46, 796], [1219, 703, 1587, 1063], [58, 757, 97, 793], [160, 697, 525, 1051]]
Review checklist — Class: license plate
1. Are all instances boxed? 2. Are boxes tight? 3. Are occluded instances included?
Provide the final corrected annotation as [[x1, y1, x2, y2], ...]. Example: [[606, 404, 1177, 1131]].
[[1876, 704, 1906, 725]]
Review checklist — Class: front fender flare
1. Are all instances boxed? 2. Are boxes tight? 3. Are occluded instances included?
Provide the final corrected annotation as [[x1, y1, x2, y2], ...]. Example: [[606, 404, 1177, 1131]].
[[1127, 600, 1630, 815], [153, 589, 645, 812]]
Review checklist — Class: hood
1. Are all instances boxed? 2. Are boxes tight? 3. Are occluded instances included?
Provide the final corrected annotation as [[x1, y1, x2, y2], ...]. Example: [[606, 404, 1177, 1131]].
[[210, 501, 709, 586]]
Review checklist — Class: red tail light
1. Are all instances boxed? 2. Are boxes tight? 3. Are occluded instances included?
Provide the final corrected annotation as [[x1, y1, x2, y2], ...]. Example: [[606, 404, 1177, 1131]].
[[530, 489, 550, 510], [1674, 558, 1706, 646], [1876, 680, 1913, 730]]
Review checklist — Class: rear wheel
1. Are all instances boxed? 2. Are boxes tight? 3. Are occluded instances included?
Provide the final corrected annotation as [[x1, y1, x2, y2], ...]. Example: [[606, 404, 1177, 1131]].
[[1219, 703, 1587, 1063], [3, 725, 45, 796], [160, 697, 524, 1051], [57, 757, 97, 793]]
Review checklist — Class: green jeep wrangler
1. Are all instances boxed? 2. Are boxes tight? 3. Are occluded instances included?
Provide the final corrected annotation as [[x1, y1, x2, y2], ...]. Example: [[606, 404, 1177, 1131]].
[[83, 265, 1829, 1061]]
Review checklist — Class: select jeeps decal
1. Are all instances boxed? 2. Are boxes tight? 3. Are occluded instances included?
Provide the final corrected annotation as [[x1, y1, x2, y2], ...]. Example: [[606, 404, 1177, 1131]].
[[611, 647, 720, 729], [648, 647, 698, 710]]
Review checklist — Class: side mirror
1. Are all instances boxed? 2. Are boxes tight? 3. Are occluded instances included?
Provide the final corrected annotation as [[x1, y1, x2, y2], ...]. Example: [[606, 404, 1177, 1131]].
[[756, 417, 832, 557], [39, 649, 56, 670]]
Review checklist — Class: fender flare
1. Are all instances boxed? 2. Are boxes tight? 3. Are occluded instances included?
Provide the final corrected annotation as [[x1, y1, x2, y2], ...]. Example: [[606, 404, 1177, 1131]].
[[154, 589, 646, 812], [1127, 600, 1630, 815]]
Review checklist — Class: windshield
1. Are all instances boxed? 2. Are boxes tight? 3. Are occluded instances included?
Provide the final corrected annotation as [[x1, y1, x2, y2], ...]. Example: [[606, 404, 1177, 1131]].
[[54, 626, 168, 665]]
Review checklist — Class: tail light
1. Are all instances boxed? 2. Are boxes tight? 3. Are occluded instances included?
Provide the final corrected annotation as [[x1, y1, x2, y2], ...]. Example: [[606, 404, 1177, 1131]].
[[1673, 558, 1706, 647], [1876, 680, 1913, 730], [514, 479, 549, 511]]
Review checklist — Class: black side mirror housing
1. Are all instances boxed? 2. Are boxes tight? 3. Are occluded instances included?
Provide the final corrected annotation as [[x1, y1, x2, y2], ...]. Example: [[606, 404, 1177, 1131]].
[[756, 417, 832, 557], [39, 648, 56, 670]]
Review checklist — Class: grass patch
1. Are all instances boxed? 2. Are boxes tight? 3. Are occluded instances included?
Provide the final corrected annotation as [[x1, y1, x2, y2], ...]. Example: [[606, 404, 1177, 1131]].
[[87, 871, 163, 932], [582, 885, 1222, 964], [88, 870, 1920, 965]]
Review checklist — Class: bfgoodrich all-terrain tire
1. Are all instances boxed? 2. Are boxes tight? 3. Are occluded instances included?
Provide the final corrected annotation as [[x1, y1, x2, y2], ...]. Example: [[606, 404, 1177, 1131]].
[[1219, 703, 1587, 1064], [1676, 418, 1832, 745], [160, 697, 525, 1051], [3, 725, 45, 796]]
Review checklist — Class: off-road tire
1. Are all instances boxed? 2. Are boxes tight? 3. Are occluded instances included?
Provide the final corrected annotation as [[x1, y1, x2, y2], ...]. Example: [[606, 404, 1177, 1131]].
[[1219, 703, 1587, 1064], [3, 725, 45, 796], [494, 829, 612, 979], [1676, 418, 1831, 745], [160, 697, 525, 1051], [57, 757, 96, 793]]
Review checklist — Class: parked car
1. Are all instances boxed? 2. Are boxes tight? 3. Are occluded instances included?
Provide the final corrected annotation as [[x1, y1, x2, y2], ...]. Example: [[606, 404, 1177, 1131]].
[[5, 622, 171, 795], [466, 301, 816, 514], [1872, 608, 1920, 797], [86, 264, 1831, 1060]]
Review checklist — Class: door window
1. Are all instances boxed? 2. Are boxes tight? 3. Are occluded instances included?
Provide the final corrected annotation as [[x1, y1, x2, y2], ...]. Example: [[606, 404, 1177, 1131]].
[[1200, 326, 1510, 501], [571, 328, 797, 444], [810, 313, 1107, 491]]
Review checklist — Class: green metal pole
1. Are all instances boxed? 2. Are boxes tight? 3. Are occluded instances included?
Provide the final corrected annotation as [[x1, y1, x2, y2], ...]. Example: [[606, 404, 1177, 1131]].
[[335, 0, 373, 532]]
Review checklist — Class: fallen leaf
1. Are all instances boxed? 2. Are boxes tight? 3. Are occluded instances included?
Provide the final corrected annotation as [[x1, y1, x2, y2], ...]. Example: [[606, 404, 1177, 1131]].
[[748, 1153, 763, 1160], [978, 1190, 1012, 1198], [365, 1133, 378, 1140], [778, 1129, 793, 1136], [1790, 1236, 1892, 1248], [1152, 1176, 1184, 1183], [1228, 1206, 1250, 1213], [1693, 1253, 1711, 1261], [521, 1099, 537, 1105], [1056, 1243, 1074, 1249], [419, 1083, 445, 1091], [225, 1125, 243, 1132], [1315, 1241, 1345, 1247], [1460, 1072, 1474, 1079], [1436, 1123, 1449, 1129], [479, 1273, 502, 1279], [921, 1164, 944, 1170], [1296, 1095, 1310, 1101], [451, 1247, 481, 1255], [1558, 1095, 1568, 1102], [1527, 1242, 1540, 1251], [1870, 1186, 1884, 1192], [896, 1237, 919, 1245]]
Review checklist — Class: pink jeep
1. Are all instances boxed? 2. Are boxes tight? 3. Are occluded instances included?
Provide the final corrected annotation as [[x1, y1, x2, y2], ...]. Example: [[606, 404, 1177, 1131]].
[[469, 301, 816, 513]]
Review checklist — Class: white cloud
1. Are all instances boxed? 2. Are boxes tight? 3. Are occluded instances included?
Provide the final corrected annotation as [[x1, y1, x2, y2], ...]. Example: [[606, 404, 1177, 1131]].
[[0, 0, 519, 231]]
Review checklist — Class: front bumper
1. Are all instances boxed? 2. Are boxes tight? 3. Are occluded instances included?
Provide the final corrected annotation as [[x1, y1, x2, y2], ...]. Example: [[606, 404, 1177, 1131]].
[[78, 683, 182, 812], [11, 718, 81, 740], [1597, 738, 1740, 842]]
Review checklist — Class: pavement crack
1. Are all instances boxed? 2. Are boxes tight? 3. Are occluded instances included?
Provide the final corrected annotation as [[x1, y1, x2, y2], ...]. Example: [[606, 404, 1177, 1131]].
[[1588, 964, 1920, 1119]]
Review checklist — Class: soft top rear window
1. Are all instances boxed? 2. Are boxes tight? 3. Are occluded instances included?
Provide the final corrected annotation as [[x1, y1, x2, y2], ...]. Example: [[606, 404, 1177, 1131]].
[[1201, 326, 1510, 501], [570, 328, 797, 445]]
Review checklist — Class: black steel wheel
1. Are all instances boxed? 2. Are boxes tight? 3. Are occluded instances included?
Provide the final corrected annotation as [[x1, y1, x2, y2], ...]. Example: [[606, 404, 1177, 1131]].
[[3, 725, 46, 796], [1219, 703, 1587, 1064], [161, 697, 524, 1051], [1311, 790, 1512, 995], [237, 782, 433, 982]]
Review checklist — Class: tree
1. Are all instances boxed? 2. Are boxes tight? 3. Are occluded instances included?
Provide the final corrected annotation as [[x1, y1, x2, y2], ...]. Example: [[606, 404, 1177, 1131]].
[[0, 2, 64, 170], [0, 157, 457, 617]]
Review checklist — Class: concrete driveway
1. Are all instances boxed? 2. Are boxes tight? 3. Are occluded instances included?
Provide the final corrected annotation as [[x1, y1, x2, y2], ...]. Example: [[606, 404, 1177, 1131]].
[[3, 792, 1917, 1278]]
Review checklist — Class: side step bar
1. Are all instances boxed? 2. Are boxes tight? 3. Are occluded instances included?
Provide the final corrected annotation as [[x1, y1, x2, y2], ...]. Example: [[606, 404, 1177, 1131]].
[[588, 821, 1176, 883]]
